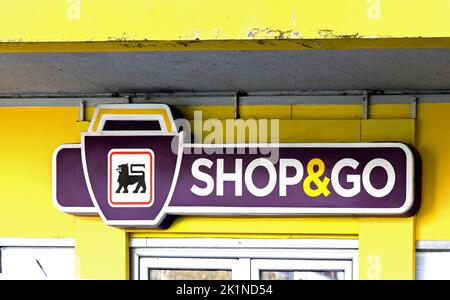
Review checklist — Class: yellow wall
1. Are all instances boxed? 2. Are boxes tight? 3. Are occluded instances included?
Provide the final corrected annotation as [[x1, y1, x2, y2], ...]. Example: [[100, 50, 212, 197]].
[[416, 104, 450, 240], [1, 0, 450, 51], [4, 0, 449, 41], [75, 217, 128, 280], [358, 118, 415, 279], [0, 107, 78, 238], [1, 102, 449, 279]]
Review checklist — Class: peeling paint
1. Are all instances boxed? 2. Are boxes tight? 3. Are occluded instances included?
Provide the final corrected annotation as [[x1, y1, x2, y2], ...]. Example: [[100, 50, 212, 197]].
[[6, 38, 25, 43], [338, 33, 361, 39], [106, 32, 130, 42], [364, 35, 384, 39], [214, 29, 220, 39], [317, 29, 335, 38], [193, 30, 201, 40], [247, 28, 302, 40], [318, 29, 361, 39]]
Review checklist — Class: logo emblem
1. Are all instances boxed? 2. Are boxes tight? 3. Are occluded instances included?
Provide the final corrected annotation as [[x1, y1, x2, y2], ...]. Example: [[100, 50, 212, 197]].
[[107, 148, 154, 207]]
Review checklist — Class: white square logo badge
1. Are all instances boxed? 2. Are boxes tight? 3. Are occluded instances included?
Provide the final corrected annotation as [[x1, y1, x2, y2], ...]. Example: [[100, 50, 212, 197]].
[[108, 149, 154, 207]]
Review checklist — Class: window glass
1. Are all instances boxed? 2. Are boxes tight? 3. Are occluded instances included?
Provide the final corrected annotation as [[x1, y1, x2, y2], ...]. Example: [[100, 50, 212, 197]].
[[149, 269, 232, 280], [260, 270, 344, 280], [416, 251, 450, 280]]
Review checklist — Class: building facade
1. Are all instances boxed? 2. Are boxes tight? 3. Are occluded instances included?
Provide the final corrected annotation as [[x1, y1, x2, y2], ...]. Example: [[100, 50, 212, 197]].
[[1, 0, 450, 280]]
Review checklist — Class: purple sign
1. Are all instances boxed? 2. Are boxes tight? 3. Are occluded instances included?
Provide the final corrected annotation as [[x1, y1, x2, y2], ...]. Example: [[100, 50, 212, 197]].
[[53, 105, 418, 228]]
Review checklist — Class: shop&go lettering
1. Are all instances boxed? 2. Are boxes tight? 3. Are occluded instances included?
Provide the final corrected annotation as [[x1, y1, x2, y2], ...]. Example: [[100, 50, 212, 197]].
[[190, 157, 395, 198]]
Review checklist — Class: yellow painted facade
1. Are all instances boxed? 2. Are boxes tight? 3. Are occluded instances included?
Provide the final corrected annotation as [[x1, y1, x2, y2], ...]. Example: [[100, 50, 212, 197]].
[[0, 0, 450, 51], [0, 0, 448, 281], [0, 102, 448, 279], [5, 0, 450, 41]]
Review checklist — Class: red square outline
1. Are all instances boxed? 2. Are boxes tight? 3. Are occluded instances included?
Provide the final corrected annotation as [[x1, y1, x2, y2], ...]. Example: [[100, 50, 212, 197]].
[[108, 150, 153, 206]]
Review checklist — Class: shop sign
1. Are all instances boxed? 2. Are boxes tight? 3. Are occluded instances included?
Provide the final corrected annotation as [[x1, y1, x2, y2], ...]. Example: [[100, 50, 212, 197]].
[[53, 105, 418, 228]]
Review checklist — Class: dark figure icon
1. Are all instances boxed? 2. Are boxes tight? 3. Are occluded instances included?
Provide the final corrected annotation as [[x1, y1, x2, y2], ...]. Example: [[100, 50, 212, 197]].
[[116, 164, 146, 193]]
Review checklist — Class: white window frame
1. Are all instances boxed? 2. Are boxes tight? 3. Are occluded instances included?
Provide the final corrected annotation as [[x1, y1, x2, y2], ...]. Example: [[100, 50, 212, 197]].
[[416, 240, 450, 251], [0, 238, 74, 248], [131, 238, 358, 280]]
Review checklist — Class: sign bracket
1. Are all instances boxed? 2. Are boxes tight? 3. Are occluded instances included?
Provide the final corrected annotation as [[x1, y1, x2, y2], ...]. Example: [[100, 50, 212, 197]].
[[362, 91, 369, 119], [411, 97, 417, 119], [78, 100, 85, 122], [234, 92, 240, 119]]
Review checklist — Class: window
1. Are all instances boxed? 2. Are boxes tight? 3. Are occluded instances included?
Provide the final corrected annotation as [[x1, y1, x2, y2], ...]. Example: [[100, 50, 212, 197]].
[[0, 238, 75, 280], [140, 258, 249, 280], [251, 259, 352, 280], [131, 238, 358, 280], [416, 241, 450, 280]]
